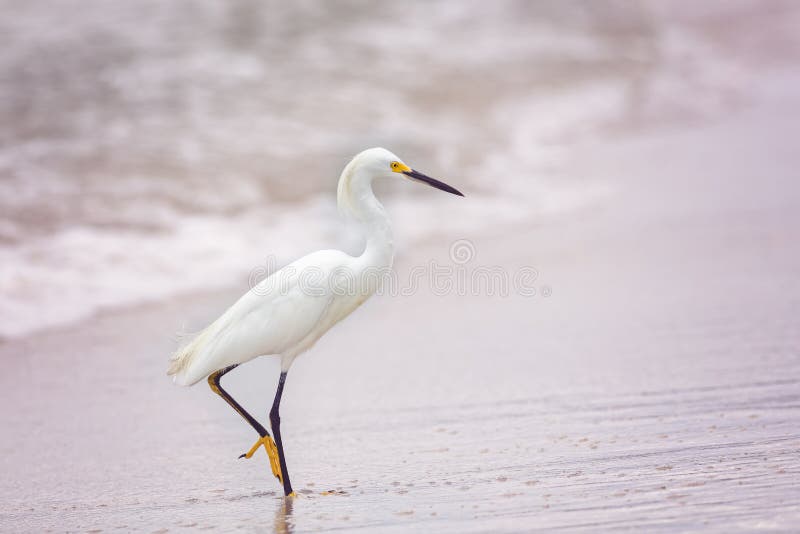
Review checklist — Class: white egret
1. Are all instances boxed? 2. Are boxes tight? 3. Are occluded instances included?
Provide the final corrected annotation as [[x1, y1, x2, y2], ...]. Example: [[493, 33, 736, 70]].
[[168, 147, 464, 496]]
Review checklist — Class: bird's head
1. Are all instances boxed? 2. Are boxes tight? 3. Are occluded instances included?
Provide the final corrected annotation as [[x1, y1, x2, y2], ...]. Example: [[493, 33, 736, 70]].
[[353, 147, 464, 197]]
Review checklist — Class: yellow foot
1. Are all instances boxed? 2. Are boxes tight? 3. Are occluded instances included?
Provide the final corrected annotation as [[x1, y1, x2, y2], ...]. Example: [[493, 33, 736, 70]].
[[239, 435, 282, 483]]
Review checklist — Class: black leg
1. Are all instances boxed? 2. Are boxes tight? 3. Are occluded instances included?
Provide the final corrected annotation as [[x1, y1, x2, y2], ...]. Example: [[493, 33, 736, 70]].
[[207, 365, 270, 438], [270, 371, 294, 496], [207, 365, 284, 487]]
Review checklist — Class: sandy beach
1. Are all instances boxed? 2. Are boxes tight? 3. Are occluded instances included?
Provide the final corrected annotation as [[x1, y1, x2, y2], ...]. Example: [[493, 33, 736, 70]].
[[3, 2, 800, 532], [2, 77, 800, 531]]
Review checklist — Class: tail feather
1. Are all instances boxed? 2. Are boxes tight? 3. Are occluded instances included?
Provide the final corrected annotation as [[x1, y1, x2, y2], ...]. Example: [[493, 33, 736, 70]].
[[166, 347, 189, 376], [167, 326, 216, 386]]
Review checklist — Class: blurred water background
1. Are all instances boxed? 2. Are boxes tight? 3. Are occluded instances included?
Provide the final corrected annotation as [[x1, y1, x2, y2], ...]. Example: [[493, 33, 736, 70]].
[[3, 0, 798, 340]]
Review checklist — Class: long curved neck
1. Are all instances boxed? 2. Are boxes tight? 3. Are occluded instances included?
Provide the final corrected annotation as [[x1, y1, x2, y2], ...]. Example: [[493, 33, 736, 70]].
[[338, 166, 394, 268]]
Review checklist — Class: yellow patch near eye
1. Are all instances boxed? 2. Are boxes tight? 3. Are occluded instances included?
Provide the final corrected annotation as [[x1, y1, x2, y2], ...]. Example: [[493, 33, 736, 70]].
[[390, 161, 411, 173]]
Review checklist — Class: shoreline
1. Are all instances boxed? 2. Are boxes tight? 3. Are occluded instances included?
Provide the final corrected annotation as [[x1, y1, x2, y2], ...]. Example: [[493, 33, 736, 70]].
[[3, 74, 800, 533]]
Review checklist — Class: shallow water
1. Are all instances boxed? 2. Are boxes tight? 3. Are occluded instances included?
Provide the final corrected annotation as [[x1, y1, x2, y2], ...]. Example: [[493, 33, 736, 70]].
[[3, 2, 800, 532], [4, 93, 800, 530]]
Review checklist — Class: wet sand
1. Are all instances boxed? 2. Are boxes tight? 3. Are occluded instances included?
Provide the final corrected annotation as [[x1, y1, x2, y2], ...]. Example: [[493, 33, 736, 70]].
[[2, 83, 800, 532]]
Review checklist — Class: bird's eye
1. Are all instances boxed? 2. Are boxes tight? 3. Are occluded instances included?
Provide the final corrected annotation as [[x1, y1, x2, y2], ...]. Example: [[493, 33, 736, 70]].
[[391, 162, 399, 170]]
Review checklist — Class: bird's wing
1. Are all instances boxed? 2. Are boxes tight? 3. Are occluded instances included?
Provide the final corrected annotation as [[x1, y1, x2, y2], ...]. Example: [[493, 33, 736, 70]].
[[170, 250, 350, 385]]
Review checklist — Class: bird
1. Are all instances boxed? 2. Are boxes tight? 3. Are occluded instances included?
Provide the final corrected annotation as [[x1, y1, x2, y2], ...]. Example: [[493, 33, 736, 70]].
[[167, 147, 464, 497]]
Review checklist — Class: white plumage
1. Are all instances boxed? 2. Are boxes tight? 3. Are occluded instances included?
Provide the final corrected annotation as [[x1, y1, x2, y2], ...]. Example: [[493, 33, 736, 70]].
[[167, 147, 463, 496], [168, 248, 371, 385], [168, 146, 464, 384]]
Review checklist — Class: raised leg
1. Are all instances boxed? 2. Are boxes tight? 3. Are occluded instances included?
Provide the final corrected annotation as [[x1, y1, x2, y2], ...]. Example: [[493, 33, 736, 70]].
[[208, 365, 282, 483], [269, 371, 294, 497]]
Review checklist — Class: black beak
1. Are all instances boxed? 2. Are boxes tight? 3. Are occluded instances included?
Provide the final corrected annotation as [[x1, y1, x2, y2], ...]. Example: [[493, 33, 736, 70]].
[[403, 169, 464, 197]]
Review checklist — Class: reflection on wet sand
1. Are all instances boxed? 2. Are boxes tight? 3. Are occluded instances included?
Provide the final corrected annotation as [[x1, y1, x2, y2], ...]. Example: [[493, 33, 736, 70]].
[[274, 496, 293, 534]]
